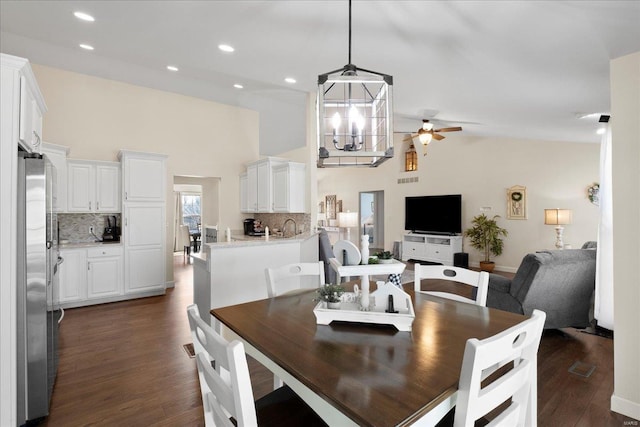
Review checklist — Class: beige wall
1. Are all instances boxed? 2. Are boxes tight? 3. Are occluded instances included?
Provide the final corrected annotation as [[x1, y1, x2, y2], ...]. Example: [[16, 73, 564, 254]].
[[318, 134, 600, 271], [611, 52, 640, 420], [32, 64, 260, 282]]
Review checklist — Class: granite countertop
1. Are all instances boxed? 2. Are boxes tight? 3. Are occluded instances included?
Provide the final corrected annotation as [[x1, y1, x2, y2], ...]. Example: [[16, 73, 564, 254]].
[[59, 241, 123, 249], [209, 231, 318, 249]]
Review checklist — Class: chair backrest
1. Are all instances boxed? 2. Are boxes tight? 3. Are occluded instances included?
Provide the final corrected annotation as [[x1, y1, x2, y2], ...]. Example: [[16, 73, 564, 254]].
[[264, 261, 325, 298], [414, 264, 489, 306], [454, 309, 546, 427], [179, 224, 191, 247], [187, 304, 257, 427]]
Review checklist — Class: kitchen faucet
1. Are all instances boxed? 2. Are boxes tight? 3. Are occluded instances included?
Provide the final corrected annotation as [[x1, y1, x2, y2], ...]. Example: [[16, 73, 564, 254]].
[[282, 218, 297, 238]]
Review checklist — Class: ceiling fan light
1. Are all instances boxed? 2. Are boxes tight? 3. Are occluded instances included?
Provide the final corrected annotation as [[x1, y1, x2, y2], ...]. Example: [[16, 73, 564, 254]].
[[422, 121, 434, 131], [419, 133, 432, 145]]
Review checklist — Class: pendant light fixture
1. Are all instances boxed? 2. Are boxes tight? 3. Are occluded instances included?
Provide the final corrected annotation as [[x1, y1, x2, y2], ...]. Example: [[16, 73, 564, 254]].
[[316, 0, 394, 168]]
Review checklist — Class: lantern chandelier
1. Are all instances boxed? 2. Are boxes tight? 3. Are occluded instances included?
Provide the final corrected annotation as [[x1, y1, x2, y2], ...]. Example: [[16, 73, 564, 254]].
[[316, 0, 394, 167]]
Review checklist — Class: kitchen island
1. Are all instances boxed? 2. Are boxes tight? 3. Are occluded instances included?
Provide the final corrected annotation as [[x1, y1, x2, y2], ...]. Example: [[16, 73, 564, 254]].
[[191, 232, 319, 324]]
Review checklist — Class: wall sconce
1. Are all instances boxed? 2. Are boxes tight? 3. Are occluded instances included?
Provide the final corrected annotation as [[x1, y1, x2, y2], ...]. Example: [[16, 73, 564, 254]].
[[338, 211, 359, 242], [405, 143, 417, 171], [544, 209, 573, 249]]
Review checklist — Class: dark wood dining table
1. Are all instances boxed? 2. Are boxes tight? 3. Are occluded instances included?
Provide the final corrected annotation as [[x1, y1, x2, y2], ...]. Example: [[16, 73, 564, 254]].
[[211, 283, 527, 426]]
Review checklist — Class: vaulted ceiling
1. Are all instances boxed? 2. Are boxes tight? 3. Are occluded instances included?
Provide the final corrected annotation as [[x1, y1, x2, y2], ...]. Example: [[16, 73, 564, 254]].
[[2, 1, 639, 154]]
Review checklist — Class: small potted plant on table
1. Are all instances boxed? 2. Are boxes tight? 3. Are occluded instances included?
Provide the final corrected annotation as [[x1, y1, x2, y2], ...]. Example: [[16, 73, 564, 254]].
[[315, 284, 345, 309], [464, 214, 508, 272], [375, 250, 394, 264]]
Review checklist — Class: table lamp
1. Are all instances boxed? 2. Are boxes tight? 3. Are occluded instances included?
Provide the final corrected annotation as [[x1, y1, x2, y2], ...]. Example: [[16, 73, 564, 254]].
[[544, 209, 572, 249], [338, 211, 358, 242]]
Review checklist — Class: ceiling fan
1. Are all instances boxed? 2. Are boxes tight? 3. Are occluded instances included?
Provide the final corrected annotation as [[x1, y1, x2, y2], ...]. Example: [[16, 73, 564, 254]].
[[404, 120, 462, 143]]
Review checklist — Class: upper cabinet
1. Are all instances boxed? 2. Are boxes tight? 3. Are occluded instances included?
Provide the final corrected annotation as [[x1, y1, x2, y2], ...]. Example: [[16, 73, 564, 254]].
[[67, 160, 121, 213], [41, 142, 70, 212], [240, 158, 306, 213], [1, 54, 47, 154], [272, 163, 305, 213], [119, 150, 166, 202]]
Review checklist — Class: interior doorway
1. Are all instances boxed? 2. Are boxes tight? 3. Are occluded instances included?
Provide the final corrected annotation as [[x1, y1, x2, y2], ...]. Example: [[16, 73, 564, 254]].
[[359, 191, 384, 251]]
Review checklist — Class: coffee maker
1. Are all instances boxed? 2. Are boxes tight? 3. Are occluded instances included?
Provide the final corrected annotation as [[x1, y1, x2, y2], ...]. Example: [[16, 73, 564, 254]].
[[243, 218, 265, 236]]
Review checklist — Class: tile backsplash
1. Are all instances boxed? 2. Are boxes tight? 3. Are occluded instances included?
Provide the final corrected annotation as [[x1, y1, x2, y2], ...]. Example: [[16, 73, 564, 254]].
[[58, 213, 122, 243], [253, 213, 311, 234]]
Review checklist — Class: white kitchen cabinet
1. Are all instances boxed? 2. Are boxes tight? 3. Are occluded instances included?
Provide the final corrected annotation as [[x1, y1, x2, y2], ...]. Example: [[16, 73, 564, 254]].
[[239, 172, 248, 212], [87, 246, 123, 298], [119, 150, 166, 202], [67, 160, 120, 213], [121, 150, 166, 295], [242, 158, 305, 213], [58, 249, 87, 304], [41, 142, 70, 212], [1, 54, 47, 154], [123, 203, 165, 293], [245, 163, 258, 212], [272, 162, 305, 213]]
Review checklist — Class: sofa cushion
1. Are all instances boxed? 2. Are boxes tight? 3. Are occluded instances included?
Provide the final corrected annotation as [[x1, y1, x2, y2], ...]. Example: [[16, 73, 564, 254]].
[[488, 274, 512, 293]]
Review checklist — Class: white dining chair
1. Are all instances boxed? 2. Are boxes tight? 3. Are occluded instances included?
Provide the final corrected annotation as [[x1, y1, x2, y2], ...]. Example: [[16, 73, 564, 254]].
[[186, 304, 327, 427], [414, 264, 489, 306], [265, 261, 325, 298], [452, 309, 546, 427]]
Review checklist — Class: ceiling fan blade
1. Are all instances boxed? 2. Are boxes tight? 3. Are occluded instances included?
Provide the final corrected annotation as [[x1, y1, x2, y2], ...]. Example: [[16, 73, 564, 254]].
[[434, 127, 462, 133], [403, 134, 417, 142], [432, 133, 445, 141]]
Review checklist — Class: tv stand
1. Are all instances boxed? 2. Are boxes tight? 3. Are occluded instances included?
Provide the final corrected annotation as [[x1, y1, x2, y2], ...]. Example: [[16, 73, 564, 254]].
[[402, 233, 462, 265]]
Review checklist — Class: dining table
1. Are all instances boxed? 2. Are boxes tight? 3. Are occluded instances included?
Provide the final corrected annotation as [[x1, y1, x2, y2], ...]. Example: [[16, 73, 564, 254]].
[[211, 282, 527, 426]]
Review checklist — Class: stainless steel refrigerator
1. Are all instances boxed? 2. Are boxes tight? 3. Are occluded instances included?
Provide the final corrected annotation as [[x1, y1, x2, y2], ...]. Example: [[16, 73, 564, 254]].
[[16, 151, 62, 424]]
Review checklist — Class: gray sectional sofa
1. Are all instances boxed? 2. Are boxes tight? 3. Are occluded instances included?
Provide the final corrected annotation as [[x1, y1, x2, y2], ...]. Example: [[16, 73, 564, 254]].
[[487, 247, 596, 329]]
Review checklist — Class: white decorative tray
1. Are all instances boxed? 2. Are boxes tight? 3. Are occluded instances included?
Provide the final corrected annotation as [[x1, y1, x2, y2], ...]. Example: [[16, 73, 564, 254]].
[[313, 283, 415, 332]]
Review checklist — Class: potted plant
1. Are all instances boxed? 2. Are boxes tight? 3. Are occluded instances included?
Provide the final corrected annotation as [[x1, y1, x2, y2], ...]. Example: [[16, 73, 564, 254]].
[[375, 250, 394, 264], [315, 284, 345, 309], [464, 214, 508, 272]]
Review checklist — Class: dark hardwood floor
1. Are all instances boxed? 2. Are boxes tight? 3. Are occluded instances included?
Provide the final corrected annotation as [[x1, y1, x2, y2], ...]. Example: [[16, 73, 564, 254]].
[[41, 256, 635, 426]]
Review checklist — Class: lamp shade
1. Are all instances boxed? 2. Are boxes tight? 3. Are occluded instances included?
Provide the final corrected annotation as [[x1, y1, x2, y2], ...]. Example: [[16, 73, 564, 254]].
[[544, 209, 572, 225], [338, 211, 358, 228]]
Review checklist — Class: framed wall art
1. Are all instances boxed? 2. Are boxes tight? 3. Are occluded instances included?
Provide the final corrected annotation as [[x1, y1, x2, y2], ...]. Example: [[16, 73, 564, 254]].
[[507, 185, 527, 220], [326, 195, 337, 220]]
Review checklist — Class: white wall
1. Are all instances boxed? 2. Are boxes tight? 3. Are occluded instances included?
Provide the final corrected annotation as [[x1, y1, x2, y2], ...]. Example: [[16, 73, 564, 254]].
[[610, 51, 640, 420], [31, 64, 260, 282], [318, 134, 600, 271]]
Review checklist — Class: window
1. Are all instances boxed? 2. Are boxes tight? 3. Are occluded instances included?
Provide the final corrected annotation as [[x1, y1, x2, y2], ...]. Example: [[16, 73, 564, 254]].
[[182, 193, 201, 233]]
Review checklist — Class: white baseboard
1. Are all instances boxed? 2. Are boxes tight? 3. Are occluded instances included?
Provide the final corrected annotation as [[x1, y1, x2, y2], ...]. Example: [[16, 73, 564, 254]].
[[165, 280, 175, 289], [611, 394, 640, 421], [468, 261, 518, 273]]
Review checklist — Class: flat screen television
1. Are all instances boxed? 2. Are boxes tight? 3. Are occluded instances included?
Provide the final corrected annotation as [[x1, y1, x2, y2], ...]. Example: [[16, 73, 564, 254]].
[[405, 194, 462, 235]]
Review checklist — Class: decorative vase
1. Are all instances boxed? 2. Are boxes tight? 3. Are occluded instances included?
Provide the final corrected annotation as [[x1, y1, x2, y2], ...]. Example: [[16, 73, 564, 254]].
[[360, 235, 369, 265], [327, 301, 341, 309], [378, 258, 394, 264]]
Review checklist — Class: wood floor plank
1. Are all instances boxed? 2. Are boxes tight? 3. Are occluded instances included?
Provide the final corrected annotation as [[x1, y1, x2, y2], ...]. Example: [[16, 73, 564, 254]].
[[41, 256, 636, 426]]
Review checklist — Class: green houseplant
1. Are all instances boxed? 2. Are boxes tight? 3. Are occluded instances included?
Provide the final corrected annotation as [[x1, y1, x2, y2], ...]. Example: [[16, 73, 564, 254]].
[[464, 214, 508, 272], [375, 250, 394, 264], [315, 284, 345, 308]]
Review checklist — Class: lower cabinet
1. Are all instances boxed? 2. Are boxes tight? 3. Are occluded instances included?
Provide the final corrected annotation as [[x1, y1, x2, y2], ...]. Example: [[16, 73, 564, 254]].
[[59, 249, 87, 303], [59, 245, 124, 308], [87, 246, 123, 298]]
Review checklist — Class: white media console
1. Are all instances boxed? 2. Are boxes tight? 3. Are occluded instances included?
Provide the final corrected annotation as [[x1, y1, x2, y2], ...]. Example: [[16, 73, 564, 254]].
[[401, 233, 463, 265]]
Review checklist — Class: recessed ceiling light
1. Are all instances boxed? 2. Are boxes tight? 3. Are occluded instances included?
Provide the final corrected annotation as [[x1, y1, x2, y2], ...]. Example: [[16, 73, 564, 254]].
[[218, 44, 235, 53], [167, 65, 179, 72], [74, 11, 95, 22], [79, 44, 94, 51], [284, 77, 296, 84], [233, 84, 244, 89]]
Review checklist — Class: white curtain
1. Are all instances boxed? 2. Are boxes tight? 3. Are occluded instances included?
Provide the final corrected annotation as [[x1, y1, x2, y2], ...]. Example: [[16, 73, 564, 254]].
[[594, 126, 614, 330], [173, 192, 183, 252]]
